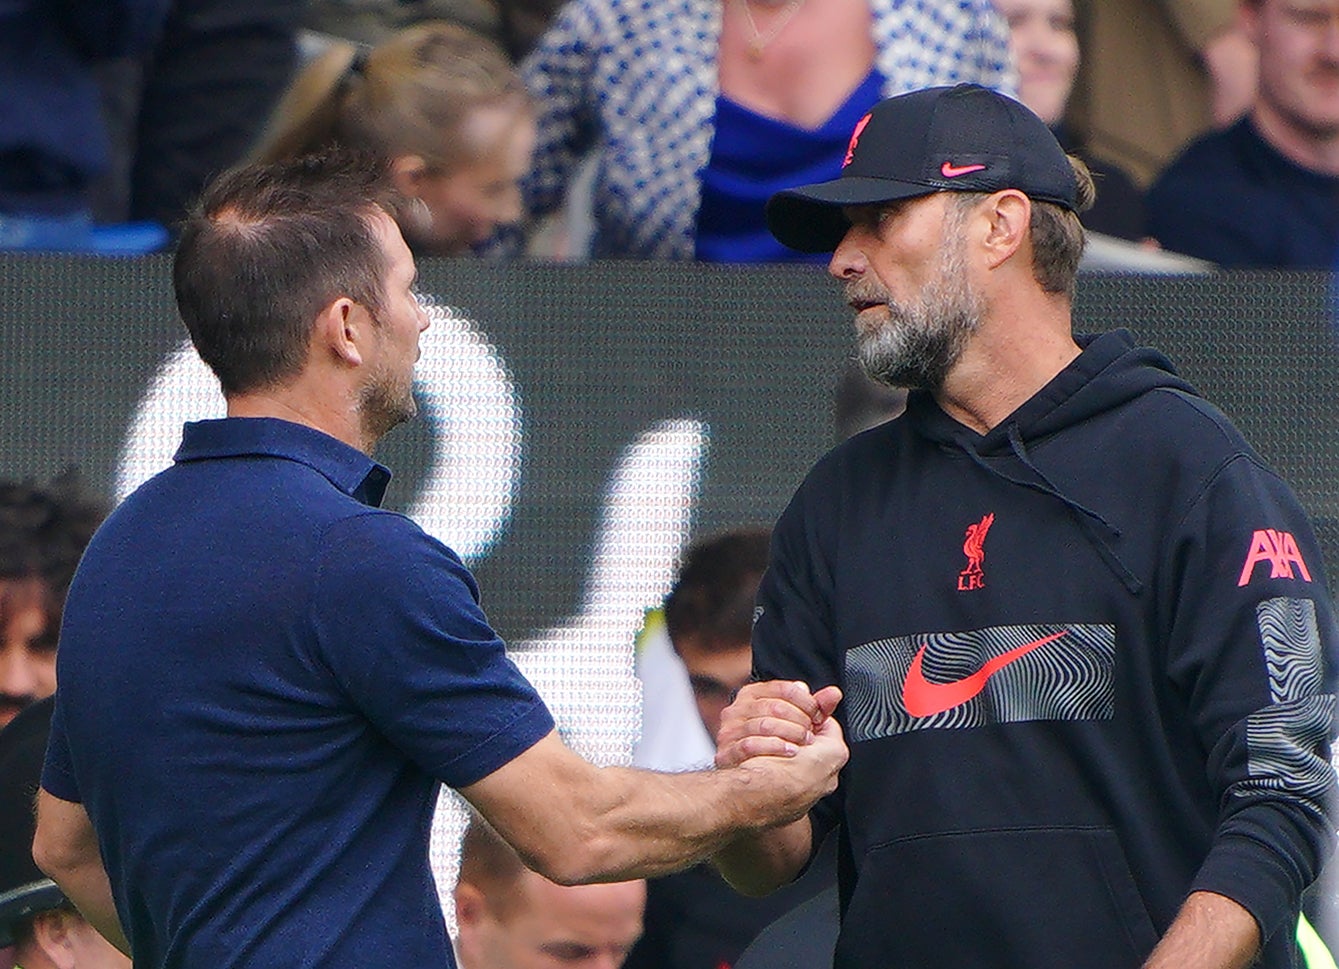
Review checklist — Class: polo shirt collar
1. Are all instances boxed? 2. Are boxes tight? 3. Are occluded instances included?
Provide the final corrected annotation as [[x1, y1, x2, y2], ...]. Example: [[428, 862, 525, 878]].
[[173, 418, 391, 507]]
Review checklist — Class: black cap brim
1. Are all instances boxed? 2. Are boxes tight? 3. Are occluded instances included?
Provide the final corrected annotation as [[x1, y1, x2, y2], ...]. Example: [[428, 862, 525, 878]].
[[766, 176, 940, 253], [0, 880, 66, 947]]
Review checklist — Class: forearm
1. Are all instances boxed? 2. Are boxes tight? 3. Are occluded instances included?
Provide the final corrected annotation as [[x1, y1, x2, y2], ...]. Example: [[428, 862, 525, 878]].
[[713, 813, 814, 897], [570, 762, 813, 882], [462, 728, 842, 886], [1142, 891, 1260, 969]]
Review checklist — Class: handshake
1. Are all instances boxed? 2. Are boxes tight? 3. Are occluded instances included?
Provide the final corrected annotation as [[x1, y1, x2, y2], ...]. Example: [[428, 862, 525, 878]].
[[712, 681, 848, 836]]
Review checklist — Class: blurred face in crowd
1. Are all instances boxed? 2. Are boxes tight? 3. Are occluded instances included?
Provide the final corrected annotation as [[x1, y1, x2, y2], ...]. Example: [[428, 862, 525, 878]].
[[360, 210, 430, 440], [407, 102, 537, 255], [673, 634, 754, 741], [456, 870, 645, 969], [16, 908, 132, 969], [1245, 0, 1339, 139], [0, 577, 56, 728], [993, 0, 1080, 126]]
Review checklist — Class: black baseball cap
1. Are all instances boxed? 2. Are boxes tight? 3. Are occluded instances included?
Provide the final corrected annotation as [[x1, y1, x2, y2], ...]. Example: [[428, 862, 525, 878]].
[[767, 83, 1079, 253]]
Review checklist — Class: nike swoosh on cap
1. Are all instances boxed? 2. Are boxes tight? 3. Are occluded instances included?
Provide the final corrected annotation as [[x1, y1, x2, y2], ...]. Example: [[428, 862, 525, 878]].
[[940, 161, 987, 178], [902, 630, 1068, 718]]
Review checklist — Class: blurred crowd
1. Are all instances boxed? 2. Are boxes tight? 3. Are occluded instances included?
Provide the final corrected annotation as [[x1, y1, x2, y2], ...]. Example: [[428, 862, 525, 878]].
[[3, 0, 1337, 266]]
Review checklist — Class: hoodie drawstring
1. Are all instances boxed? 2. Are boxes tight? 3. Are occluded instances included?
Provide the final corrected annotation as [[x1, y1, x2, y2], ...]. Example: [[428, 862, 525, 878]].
[[957, 424, 1144, 595]]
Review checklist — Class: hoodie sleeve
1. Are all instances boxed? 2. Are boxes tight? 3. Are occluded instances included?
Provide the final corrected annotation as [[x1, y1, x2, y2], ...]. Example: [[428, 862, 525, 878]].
[[1161, 452, 1338, 944], [752, 474, 846, 846]]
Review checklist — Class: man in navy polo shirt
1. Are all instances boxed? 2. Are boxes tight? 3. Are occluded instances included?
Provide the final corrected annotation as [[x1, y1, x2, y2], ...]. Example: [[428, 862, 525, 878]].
[[29, 149, 847, 969]]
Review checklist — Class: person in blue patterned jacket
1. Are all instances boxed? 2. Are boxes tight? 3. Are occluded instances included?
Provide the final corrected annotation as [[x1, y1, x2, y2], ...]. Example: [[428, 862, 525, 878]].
[[517, 0, 1016, 260]]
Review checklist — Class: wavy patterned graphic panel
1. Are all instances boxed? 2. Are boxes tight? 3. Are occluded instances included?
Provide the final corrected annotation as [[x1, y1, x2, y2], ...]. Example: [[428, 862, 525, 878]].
[[845, 623, 1116, 740], [1244, 596, 1336, 800], [1257, 596, 1325, 704], [1242, 697, 1337, 801]]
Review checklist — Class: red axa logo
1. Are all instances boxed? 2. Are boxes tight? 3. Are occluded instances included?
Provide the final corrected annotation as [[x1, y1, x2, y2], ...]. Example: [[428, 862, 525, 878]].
[[958, 513, 995, 591], [843, 114, 871, 168], [1237, 528, 1313, 587]]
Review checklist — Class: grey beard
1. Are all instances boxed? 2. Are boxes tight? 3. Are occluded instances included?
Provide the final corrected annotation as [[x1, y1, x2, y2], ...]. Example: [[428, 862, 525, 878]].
[[857, 295, 981, 392]]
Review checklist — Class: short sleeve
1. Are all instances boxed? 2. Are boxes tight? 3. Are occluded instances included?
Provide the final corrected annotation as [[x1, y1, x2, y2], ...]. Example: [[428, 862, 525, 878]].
[[311, 512, 554, 790], [40, 690, 82, 803]]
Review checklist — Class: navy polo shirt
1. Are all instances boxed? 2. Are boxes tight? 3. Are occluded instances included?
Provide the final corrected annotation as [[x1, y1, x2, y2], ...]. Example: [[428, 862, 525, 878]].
[[42, 417, 554, 969]]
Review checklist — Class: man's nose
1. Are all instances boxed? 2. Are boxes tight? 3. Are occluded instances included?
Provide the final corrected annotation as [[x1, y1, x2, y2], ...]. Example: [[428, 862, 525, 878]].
[[829, 230, 869, 280]]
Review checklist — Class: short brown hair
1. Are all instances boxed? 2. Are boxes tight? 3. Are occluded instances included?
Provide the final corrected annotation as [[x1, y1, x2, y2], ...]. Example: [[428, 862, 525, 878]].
[[1028, 155, 1095, 297], [174, 148, 405, 396], [0, 471, 107, 648]]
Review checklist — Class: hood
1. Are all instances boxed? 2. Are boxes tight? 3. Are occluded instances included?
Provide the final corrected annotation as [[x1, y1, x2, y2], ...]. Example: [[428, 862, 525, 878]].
[[906, 329, 1199, 454], [905, 329, 1200, 594]]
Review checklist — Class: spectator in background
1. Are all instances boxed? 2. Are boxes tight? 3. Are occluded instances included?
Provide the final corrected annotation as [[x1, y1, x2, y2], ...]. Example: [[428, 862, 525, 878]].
[[0, 0, 167, 251], [0, 698, 129, 969], [1067, 0, 1256, 186], [1147, 0, 1339, 267], [299, 0, 562, 66], [991, 0, 1146, 240], [626, 528, 836, 969], [453, 815, 646, 969], [0, 476, 106, 730], [516, 0, 1016, 261], [252, 22, 535, 257], [91, 0, 305, 240]]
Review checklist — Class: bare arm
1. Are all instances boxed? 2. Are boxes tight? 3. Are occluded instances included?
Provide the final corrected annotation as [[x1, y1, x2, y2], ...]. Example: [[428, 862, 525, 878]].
[[1142, 891, 1260, 969], [459, 699, 846, 886], [32, 789, 129, 956], [713, 814, 815, 897]]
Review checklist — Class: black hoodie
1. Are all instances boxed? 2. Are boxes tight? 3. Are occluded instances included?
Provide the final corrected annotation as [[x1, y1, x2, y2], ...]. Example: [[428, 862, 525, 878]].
[[754, 329, 1338, 969]]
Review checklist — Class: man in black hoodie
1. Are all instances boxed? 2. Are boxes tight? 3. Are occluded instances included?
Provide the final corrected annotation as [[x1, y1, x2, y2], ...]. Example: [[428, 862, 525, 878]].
[[709, 83, 1338, 969]]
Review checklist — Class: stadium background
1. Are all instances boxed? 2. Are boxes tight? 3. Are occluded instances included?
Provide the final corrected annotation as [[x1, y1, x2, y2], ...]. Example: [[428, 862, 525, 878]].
[[4, 257, 1339, 926]]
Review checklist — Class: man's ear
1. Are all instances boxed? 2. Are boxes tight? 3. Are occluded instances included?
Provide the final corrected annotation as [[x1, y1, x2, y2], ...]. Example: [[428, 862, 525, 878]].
[[313, 297, 367, 368], [30, 908, 77, 969], [454, 881, 486, 928], [980, 190, 1031, 270], [390, 155, 430, 197]]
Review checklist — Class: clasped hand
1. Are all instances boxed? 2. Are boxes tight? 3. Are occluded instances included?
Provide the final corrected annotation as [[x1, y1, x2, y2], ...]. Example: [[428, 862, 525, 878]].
[[715, 680, 845, 769]]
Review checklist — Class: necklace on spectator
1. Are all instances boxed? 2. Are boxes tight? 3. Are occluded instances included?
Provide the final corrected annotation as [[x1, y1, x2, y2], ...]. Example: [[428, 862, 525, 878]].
[[737, 0, 806, 60]]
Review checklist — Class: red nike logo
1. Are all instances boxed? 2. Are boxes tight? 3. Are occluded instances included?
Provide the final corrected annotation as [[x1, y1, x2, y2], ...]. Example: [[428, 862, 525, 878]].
[[902, 631, 1068, 718], [940, 161, 986, 178]]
